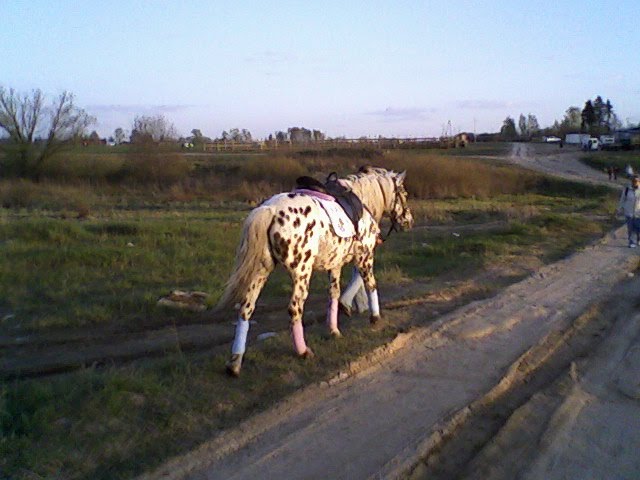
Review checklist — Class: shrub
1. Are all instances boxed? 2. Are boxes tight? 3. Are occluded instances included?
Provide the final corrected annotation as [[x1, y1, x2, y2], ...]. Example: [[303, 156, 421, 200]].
[[239, 156, 305, 191], [0, 180, 95, 213], [123, 152, 191, 186], [375, 152, 535, 199]]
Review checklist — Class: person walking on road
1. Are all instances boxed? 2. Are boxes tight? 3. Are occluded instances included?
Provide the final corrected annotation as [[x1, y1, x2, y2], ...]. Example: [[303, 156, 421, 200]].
[[616, 175, 640, 248]]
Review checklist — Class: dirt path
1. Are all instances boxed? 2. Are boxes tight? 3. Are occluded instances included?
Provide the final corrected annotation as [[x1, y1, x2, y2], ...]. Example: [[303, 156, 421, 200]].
[[509, 142, 623, 187], [140, 144, 640, 480]]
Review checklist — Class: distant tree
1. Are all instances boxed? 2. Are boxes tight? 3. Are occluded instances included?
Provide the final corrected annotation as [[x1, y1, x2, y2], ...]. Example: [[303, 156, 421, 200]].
[[559, 106, 582, 133], [593, 96, 605, 130], [274, 130, 288, 143], [221, 128, 252, 143], [113, 127, 126, 144], [518, 114, 527, 139], [500, 116, 517, 141], [288, 127, 313, 143], [604, 100, 613, 127], [581, 100, 596, 133], [0, 87, 94, 178], [312, 129, 325, 142], [130, 114, 178, 143], [527, 114, 540, 138]]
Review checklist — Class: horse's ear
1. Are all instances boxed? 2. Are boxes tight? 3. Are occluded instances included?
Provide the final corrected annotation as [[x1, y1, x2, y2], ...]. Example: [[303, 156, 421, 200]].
[[396, 170, 407, 183]]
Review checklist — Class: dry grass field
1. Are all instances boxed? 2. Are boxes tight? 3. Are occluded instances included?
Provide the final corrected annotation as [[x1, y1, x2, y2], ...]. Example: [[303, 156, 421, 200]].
[[0, 143, 618, 479]]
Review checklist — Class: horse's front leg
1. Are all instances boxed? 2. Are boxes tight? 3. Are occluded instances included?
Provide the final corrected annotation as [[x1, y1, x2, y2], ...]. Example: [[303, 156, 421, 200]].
[[327, 268, 342, 337], [288, 273, 314, 358], [355, 248, 381, 325]]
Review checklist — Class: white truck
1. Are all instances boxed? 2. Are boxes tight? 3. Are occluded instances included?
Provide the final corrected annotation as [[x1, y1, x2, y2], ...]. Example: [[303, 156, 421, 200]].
[[565, 133, 591, 145], [581, 137, 599, 151]]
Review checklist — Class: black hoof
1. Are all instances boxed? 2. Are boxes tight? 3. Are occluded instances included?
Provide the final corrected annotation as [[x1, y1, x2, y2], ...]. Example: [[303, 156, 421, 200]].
[[225, 354, 243, 377], [338, 302, 352, 318]]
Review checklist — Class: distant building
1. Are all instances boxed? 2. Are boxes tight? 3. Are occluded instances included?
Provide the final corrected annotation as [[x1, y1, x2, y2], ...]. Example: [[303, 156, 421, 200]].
[[615, 127, 640, 149]]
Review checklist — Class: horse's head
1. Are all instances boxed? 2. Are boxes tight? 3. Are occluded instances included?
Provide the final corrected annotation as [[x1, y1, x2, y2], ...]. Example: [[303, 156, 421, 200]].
[[389, 170, 413, 231], [349, 166, 414, 231]]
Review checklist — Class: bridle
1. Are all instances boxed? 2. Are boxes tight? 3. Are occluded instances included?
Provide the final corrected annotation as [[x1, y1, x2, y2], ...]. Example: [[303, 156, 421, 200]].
[[380, 181, 408, 242]]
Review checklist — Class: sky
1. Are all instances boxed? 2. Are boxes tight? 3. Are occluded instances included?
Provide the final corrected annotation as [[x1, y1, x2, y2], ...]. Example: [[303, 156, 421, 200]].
[[1, 0, 639, 140]]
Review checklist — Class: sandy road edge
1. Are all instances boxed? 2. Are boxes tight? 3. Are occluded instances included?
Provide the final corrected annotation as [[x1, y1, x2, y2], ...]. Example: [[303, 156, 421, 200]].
[[374, 291, 629, 480], [139, 224, 632, 480]]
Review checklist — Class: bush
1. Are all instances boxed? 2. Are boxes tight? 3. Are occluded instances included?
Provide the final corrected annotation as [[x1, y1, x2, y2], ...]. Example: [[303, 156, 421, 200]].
[[122, 152, 191, 186], [239, 156, 305, 191], [376, 152, 536, 199], [0, 180, 95, 212]]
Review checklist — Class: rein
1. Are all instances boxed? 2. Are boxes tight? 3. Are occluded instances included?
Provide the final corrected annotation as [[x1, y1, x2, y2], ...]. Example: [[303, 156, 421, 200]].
[[379, 180, 403, 242]]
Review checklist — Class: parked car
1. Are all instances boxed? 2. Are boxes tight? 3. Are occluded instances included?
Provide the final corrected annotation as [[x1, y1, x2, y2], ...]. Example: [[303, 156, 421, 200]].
[[582, 137, 599, 151], [543, 136, 562, 143]]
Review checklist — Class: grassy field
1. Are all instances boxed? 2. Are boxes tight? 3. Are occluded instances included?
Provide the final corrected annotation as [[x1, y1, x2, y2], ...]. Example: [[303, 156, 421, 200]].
[[0, 145, 618, 479], [579, 149, 640, 177]]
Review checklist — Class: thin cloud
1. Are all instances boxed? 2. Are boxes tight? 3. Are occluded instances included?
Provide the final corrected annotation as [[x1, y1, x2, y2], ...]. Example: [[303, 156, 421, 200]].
[[86, 104, 194, 115], [244, 50, 298, 65], [367, 107, 436, 122], [456, 100, 511, 110]]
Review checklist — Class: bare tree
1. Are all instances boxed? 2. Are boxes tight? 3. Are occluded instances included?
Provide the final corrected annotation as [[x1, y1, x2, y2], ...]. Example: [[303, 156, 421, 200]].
[[0, 87, 94, 177], [518, 114, 527, 139], [130, 114, 178, 143], [113, 127, 126, 145], [527, 114, 540, 138]]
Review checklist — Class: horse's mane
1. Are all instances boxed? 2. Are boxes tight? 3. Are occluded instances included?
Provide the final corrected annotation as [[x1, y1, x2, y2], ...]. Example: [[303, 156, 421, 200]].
[[343, 166, 397, 222]]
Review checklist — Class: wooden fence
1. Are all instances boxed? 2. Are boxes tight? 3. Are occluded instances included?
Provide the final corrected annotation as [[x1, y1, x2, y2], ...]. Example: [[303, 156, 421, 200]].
[[200, 136, 466, 153]]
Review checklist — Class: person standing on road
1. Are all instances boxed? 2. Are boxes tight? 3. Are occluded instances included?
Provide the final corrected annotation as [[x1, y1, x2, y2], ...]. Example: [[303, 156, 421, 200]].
[[616, 175, 640, 248]]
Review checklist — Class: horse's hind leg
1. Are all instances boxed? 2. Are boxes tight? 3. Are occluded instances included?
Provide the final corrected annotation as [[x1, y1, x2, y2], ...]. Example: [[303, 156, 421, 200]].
[[327, 268, 342, 337], [226, 272, 271, 377], [355, 249, 381, 325], [287, 273, 314, 358]]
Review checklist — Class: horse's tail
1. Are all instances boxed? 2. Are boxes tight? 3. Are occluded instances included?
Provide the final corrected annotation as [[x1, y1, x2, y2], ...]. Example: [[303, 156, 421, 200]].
[[215, 206, 276, 311]]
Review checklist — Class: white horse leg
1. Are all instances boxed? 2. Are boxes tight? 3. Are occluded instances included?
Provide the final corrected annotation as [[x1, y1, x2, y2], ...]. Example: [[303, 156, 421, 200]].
[[368, 289, 380, 318], [356, 251, 381, 325], [291, 321, 310, 355], [226, 273, 270, 377], [231, 317, 250, 355], [288, 273, 314, 357], [327, 268, 342, 336], [227, 318, 249, 377]]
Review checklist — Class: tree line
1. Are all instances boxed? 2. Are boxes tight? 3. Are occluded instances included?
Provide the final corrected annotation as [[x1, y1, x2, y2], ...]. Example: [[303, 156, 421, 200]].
[[500, 95, 625, 141], [0, 86, 337, 178], [1, 85, 637, 179]]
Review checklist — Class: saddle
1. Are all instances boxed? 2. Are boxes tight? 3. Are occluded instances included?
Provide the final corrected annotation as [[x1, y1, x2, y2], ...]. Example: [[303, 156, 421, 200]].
[[296, 172, 364, 230]]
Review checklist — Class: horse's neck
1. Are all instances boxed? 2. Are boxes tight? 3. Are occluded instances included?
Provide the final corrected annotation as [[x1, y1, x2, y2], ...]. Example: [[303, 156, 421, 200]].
[[350, 176, 390, 222]]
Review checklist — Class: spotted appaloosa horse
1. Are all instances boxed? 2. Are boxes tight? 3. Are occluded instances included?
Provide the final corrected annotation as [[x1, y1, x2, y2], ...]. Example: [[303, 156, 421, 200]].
[[218, 167, 413, 376]]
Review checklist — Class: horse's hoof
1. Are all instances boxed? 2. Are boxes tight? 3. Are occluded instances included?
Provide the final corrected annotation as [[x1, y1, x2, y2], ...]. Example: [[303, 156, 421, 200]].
[[225, 354, 243, 377], [330, 329, 342, 338], [370, 315, 381, 325], [338, 302, 352, 318], [301, 348, 315, 359]]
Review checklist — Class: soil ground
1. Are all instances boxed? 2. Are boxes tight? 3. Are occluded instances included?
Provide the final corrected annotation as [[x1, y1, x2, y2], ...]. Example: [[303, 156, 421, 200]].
[[139, 144, 640, 480]]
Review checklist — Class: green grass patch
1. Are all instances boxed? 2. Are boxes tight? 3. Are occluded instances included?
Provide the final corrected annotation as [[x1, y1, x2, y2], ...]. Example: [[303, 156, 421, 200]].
[[1, 324, 397, 479], [0, 151, 620, 479], [579, 150, 640, 177]]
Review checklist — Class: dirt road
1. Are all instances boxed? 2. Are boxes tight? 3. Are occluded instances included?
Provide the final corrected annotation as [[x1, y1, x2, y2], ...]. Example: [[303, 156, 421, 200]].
[[141, 144, 640, 480], [509, 142, 623, 187]]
